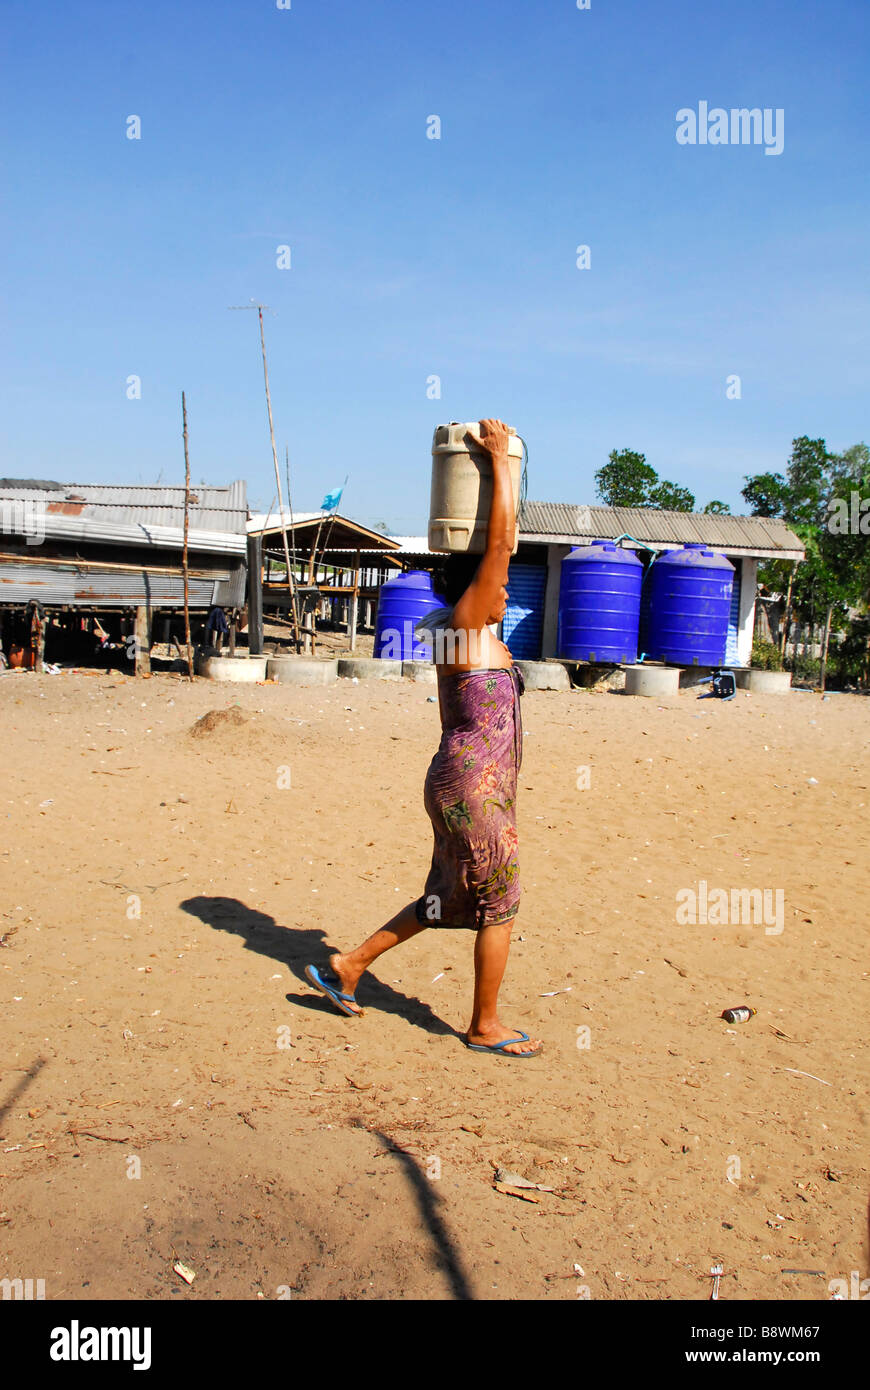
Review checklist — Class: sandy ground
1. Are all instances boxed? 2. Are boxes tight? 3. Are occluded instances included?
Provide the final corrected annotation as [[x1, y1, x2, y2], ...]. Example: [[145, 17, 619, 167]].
[[1, 667, 868, 1302]]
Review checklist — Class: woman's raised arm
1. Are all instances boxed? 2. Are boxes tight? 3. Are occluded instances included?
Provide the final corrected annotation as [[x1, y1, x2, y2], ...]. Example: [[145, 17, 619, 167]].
[[452, 419, 516, 633]]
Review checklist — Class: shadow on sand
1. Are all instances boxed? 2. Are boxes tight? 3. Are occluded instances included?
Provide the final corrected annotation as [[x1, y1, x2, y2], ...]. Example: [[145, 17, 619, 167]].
[[180, 895, 459, 1040], [372, 1128, 474, 1300]]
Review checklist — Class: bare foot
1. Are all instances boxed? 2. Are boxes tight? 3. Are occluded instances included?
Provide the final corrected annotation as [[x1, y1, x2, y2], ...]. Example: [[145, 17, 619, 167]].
[[466, 1021, 543, 1055], [327, 952, 363, 1015]]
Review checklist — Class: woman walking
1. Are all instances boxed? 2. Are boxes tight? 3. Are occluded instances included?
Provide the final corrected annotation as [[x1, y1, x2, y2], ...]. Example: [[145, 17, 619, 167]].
[[305, 419, 542, 1057]]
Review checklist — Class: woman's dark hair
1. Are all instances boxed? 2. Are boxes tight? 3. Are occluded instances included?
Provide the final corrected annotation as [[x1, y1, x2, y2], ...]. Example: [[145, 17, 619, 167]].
[[433, 554, 481, 607]]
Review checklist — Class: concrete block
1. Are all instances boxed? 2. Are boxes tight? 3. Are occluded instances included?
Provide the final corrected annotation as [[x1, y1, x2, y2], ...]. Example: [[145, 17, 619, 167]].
[[624, 664, 681, 698], [338, 656, 403, 681], [267, 657, 338, 686], [513, 660, 572, 691], [734, 668, 793, 694], [197, 655, 269, 683], [402, 660, 437, 683]]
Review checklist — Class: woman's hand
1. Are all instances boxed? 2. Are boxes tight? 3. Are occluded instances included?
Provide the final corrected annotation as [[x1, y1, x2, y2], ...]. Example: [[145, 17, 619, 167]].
[[466, 418, 514, 463]]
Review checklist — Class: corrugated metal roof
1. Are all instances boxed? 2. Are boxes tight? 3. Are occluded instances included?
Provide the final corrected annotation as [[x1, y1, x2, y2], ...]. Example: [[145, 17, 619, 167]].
[[518, 501, 805, 557], [247, 510, 323, 531], [0, 480, 247, 530], [316, 538, 434, 559], [0, 481, 248, 555], [0, 478, 65, 491], [327, 507, 806, 561], [0, 561, 220, 607], [386, 536, 435, 554], [37, 513, 245, 555], [248, 511, 398, 549], [0, 480, 247, 550]]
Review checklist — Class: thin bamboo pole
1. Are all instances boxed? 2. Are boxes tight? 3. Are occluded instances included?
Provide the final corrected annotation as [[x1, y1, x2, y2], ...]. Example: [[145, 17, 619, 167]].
[[285, 446, 298, 581], [256, 307, 301, 646], [182, 392, 194, 679]]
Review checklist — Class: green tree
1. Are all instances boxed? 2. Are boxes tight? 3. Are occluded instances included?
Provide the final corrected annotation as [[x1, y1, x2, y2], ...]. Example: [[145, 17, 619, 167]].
[[594, 450, 657, 507], [649, 480, 695, 512], [703, 500, 731, 515], [837, 442, 870, 488], [596, 451, 696, 511], [743, 437, 870, 686], [740, 472, 788, 518], [786, 436, 836, 528], [824, 443, 870, 605]]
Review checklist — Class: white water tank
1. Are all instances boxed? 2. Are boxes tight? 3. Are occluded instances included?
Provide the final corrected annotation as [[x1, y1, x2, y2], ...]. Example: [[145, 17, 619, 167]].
[[428, 421, 524, 554]]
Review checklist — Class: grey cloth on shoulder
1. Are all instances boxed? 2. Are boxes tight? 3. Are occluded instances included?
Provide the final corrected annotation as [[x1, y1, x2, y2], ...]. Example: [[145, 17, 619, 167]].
[[413, 606, 455, 643]]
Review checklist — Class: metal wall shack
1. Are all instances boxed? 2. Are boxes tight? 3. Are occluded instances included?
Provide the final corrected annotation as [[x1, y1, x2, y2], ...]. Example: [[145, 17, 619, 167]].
[[0, 479, 248, 672]]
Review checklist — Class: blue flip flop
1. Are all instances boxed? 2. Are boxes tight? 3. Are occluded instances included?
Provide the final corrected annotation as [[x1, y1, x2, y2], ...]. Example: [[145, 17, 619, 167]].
[[465, 1030, 542, 1058], [304, 963, 361, 1017]]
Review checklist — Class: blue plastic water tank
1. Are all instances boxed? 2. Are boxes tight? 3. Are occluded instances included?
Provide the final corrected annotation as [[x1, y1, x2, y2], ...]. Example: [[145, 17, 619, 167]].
[[374, 569, 444, 661], [645, 544, 735, 666], [557, 541, 643, 663]]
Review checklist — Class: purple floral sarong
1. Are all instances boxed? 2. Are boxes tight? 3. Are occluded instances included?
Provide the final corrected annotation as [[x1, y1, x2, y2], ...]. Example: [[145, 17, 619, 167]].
[[415, 666, 524, 930]]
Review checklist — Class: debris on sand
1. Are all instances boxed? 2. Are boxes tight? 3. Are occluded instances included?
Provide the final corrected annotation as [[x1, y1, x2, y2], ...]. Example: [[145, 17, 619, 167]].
[[187, 706, 287, 755], [493, 1167, 555, 1192], [493, 1181, 541, 1203], [189, 708, 249, 738]]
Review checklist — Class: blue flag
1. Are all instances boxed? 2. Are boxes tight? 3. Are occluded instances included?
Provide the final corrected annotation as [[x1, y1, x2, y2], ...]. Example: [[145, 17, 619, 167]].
[[320, 485, 344, 511]]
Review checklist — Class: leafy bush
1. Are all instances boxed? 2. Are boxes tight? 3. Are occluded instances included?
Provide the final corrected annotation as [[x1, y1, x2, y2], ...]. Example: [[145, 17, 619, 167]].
[[829, 618, 870, 687], [788, 652, 821, 681], [751, 638, 784, 671]]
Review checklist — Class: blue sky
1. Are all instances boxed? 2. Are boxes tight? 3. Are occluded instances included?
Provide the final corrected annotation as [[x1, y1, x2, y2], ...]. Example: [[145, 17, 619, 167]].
[[2, 0, 867, 531]]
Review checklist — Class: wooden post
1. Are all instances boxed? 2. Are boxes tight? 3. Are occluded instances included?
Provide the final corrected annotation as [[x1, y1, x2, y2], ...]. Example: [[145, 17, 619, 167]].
[[134, 605, 151, 676], [284, 444, 302, 650], [308, 517, 325, 583], [228, 608, 238, 656], [246, 533, 263, 655], [779, 561, 797, 661], [348, 548, 360, 651], [819, 603, 834, 692], [31, 604, 46, 673]]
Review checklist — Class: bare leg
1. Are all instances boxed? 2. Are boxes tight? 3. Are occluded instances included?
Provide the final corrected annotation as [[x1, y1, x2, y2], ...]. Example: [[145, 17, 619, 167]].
[[466, 919, 542, 1055], [327, 901, 426, 1014]]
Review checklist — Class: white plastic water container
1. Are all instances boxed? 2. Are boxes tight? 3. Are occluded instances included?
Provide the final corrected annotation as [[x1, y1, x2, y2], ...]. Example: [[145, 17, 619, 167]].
[[428, 421, 524, 554]]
